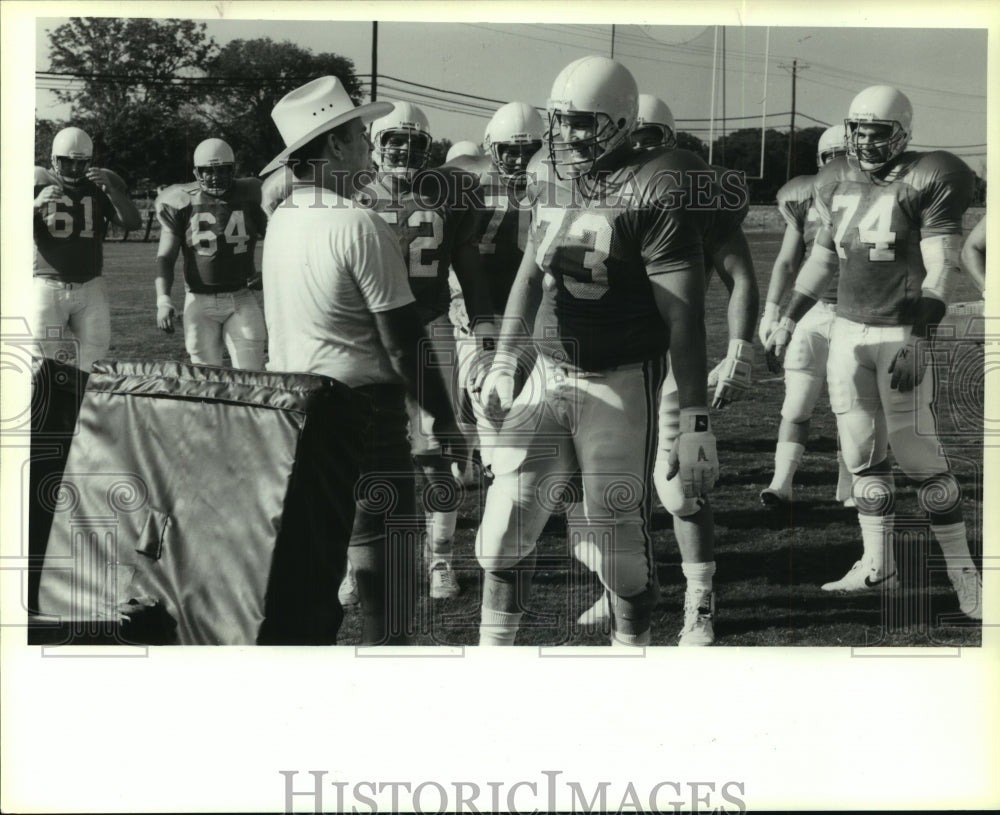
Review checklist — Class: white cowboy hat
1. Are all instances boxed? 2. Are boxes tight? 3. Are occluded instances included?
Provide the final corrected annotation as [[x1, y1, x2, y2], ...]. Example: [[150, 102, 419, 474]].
[[260, 76, 393, 175]]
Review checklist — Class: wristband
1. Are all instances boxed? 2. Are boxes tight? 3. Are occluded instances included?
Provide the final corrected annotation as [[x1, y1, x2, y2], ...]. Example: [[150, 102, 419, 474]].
[[157, 295, 174, 309], [777, 315, 797, 335], [678, 407, 711, 434], [727, 338, 754, 363], [762, 301, 780, 324]]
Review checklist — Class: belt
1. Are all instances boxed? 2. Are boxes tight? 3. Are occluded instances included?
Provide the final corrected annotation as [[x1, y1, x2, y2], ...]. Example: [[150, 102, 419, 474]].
[[39, 277, 95, 290], [187, 286, 246, 295]]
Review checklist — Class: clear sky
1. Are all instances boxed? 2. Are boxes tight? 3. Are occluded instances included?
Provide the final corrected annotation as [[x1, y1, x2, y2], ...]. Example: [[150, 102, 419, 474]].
[[32, 3, 991, 175]]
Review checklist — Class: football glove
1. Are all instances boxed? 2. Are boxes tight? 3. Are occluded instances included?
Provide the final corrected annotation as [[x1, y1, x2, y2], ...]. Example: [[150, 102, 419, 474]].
[[888, 336, 926, 393], [156, 295, 176, 334], [764, 315, 796, 373], [711, 339, 754, 409], [665, 408, 719, 498], [758, 301, 781, 347], [479, 351, 519, 419]]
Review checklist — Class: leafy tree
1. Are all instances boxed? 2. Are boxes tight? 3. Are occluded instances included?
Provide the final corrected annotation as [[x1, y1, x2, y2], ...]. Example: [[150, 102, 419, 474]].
[[201, 39, 364, 174], [34, 118, 65, 168]]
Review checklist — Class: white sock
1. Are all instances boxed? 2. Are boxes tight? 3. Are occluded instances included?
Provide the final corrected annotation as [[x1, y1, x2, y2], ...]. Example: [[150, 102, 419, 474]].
[[426, 510, 456, 562], [836, 453, 854, 502], [932, 522, 976, 573], [611, 629, 650, 648], [770, 442, 805, 494], [681, 561, 716, 594], [858, 513, 894, 573], [479, 608, 523, 646]]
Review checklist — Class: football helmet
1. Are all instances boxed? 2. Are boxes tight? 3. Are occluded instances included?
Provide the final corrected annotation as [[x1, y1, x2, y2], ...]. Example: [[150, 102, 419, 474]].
[[446, 140, 481, 162], [51, 126, 93, 185], [371, 101, 432, 178], [845, 85, 912, 172], [816, 124, 847, 168], [546, 56, 638, 179], [483, 101, 544, 186], [633, 94, 677, 150], [193, 138, 236, 196]]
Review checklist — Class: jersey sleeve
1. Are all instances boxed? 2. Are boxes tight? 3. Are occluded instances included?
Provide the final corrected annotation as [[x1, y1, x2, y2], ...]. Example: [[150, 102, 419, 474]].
[[154, 186, 189, 235], [343, 211, 416, 314], [636, 171, 707, 278], [918, 152, 975, 236], [776, 177, 810, 232]]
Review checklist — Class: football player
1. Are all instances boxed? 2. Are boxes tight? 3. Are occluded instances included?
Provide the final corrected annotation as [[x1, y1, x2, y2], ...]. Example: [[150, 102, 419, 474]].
[[758, 124, 855, 508], [154, 138, 268, 369], [360, 101, 492, 601], [575, 92, 759, 643], [476, 57, 729, 647], [32, 126, 141, 370], [445, 140, 482, 162], [766, 86, 982, 619]]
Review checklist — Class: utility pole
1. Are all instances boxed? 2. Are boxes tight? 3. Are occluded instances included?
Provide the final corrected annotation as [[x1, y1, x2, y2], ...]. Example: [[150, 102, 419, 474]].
[[610, 24, 615, 59], [780, 59, 808, 181], [371, 22, 378, 101]]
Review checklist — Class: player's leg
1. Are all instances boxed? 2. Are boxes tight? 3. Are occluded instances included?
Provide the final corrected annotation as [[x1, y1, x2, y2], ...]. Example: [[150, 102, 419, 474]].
[[66, 278, 111, 371], [475, 355, 574, 645], [877, 331, 982, 619], [221, 289, 267, 370], [822, 318, 897, 591], [761, 303, 832, 506], [182, 292, 225, 366], [29, 278, 73, 363], [348, 387, 418, 644], [575, 357, 665, 647]]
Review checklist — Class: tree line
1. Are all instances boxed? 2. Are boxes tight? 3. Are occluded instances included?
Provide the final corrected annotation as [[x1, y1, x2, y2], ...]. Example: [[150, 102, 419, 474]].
[[36, 18, 985, 205]]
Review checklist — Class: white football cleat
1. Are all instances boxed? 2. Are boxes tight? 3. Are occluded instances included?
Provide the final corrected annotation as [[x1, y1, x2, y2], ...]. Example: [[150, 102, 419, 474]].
[[948, 567, 982, 620], [759, 487, 792, 509], [678, 587, 715, 646], [821, 560, 898, 592], [577, 593, 610, 626], [429, 560, 460, 600], [338, 564, 359, 606]]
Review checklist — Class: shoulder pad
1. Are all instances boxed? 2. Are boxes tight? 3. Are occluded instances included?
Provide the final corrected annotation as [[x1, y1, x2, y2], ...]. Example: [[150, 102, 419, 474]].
[[231, 177, 263, 203], [909, 150, 974, 180], [154, 183, 195, 211], [34, 166, 59, 187], [776, 174, 817, 207]]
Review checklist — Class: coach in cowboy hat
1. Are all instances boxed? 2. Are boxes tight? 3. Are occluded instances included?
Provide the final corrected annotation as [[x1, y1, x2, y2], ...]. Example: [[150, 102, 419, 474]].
[[261, 76, 460, 645]]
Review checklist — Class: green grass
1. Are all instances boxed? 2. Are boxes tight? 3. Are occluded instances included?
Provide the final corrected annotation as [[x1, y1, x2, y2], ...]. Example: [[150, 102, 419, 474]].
[[91, 228, 984, 647]]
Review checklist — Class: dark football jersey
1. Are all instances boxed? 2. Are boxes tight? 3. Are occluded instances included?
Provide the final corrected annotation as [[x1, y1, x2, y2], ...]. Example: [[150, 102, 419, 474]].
[[776, 173, 838, 303], [357, 166, 483, 325], [813, 151, 974, 325], [156, 178, 266, 292], [448, 153, 531, 314], [33, 167, 116, 281], [526, 147, 729, 371]]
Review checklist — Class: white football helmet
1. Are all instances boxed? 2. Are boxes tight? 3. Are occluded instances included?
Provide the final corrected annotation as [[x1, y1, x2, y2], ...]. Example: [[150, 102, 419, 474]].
[[484, 101, 545, 186], [633, 94, 677, 150], [446, 140, 481, 162], [51, 126, 93, 185], [193, 138, 236, 196], [816, 124, 847, 168], [546, 56, 639, 179], [845, 85, 912, 172], [371, 101, 432, 178]]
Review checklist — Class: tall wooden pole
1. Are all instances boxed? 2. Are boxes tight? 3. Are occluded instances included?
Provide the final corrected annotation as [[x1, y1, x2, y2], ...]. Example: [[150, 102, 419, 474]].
[[371, 22, 378, 101]]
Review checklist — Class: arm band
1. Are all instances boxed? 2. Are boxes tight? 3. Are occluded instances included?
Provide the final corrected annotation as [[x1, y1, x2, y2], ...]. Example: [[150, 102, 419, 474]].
[[920, 234, 962, 303], [727, 338, 754, 363], [792, 243, 839, 301]]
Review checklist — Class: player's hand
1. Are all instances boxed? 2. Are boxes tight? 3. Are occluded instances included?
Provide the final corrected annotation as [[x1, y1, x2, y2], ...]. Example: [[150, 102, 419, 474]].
[[711, 339, 754, 409], [479, 352, 518, 419], [888, 337, 925, 393], [758, 301, 780, 347], [34, 185, 65, 210], [156, 296, 176, 334], [86, 167, 112, 191], [665, 408, 719, 498], [764, 316, 796, 373], [246, 273, 263, 291]]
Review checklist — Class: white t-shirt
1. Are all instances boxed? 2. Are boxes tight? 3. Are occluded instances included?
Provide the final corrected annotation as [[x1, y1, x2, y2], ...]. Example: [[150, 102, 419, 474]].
[[262, 186, 415, 388]]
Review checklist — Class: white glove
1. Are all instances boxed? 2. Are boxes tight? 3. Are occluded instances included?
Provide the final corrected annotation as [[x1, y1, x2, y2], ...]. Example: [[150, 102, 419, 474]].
[[156, 294, 176, 334], [758, 301, 781, 347], [711, 338, 754, 409], [764, 315, 797, 372], [479, 351, 518, 421], [665, 408, 719, 498]]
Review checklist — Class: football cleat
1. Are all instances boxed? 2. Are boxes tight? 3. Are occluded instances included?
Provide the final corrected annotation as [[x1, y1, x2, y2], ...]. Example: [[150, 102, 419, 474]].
[[679, 587, 715, 646], [577, 593, 610, 626], [821, 560, 899, 592], [338, 563, 359, 606], [948, 567, 982, 620], [429, 560, 460, 600], [760, 487, 793, 509]]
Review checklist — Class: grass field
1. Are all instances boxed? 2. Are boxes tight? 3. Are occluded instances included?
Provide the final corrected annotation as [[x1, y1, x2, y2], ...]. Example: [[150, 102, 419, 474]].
[[70, 217, 986, 647]]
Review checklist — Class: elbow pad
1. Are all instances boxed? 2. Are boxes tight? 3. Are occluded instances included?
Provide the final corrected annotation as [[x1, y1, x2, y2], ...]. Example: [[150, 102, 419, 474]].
[[792, 244, 839, 301], [920, 234, 963, 303]]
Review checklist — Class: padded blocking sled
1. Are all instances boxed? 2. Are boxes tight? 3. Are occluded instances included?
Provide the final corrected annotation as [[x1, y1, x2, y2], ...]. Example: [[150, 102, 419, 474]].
[[35, 360, 370, 645]]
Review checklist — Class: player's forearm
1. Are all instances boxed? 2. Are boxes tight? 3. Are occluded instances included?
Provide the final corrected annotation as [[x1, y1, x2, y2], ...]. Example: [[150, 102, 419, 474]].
[[495, 261, 542, 359], [783, 290, 818, 323], [725, 262, 759, 344], [765, 258, 796, 307], [910, 296, 947, 340], [960, 246, 986, 294], [107, 187, 142, 231], [669, 311, 710, 408], [154, 257, 175, 298]]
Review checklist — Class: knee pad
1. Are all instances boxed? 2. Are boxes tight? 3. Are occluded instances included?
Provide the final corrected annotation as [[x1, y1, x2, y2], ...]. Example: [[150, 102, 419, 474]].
[[780, 370, 824, 423], [916, 473, 962, 515], [851, 472, 895, 516], [836, 407, 887, 473]]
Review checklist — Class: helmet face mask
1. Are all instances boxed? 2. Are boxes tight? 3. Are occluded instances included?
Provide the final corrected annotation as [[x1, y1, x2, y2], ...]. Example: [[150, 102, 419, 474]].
[[631, 124, 675, 151], [547, 110, 623, 179], [50, 126, 93, 186], [844, 85, 912, 172], [484, 101, 545, 186], [817, 123, 847, 168], [633, 94, 677, 151], [371, 102, 433, 183], [193, 138, 236, 196], [491, 140, 542, 188]]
